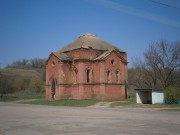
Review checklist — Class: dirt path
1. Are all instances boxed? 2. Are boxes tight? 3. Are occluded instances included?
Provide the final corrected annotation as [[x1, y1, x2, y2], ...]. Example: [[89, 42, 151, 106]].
[[89, 101, 129, 108], [88, 101, 113, 108]]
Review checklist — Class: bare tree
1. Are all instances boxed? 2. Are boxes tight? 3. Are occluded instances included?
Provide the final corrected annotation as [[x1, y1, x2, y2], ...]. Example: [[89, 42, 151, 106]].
[[129, 57, 152, 88], [144, 40, 180, 89], [130, 40, 179, 90]]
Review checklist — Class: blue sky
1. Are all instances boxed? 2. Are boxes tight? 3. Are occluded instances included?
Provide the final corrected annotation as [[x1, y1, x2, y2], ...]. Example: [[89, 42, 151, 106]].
[[0, 0, 180, 68]]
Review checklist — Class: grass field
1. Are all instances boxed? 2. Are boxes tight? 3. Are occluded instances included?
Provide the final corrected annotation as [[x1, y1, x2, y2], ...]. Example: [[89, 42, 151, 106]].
[[0, 90, 45, 102], [20, 98, 101, 107], [0, 90, 101, 107], [1, 90, 180, 110]]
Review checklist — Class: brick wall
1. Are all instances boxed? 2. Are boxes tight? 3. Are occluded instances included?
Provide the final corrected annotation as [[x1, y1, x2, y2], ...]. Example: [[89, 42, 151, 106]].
[[46, 49, 128, 100]]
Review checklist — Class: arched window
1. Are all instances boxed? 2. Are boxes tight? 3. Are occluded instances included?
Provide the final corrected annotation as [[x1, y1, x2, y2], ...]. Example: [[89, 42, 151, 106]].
[[116, 70, 119, 83], [107, 70, 111, 83], [87, 69, 90, 83]]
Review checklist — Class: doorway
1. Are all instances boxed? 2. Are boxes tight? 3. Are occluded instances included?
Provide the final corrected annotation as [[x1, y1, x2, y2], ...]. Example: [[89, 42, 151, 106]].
[[51, 80, 56, 100]]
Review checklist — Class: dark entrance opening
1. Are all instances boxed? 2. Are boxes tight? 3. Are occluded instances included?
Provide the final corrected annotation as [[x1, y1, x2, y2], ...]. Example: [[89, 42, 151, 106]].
[[125, 81, 128, 99], [135, 89, 153, 104], [51, 80, 56, 100], [138, 91, 152, 104]]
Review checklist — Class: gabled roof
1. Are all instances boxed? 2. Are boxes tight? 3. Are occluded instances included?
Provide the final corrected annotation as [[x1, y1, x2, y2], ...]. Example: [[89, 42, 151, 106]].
[[55, 33, 124, 53]]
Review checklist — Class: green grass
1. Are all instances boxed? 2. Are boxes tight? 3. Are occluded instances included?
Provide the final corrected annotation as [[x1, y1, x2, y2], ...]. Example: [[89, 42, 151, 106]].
[[0, 90, 100, 107], [0, 95, 19, 102], [22, 99, 100, 107], [1, 91, 180, 110], [0, 90, 44, 102]]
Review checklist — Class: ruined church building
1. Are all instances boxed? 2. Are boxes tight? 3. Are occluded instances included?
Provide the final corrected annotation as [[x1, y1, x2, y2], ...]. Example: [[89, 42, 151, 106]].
[[46, 33, 128, 100]]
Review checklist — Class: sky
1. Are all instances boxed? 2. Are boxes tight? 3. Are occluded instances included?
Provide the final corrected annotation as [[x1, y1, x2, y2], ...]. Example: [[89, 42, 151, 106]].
[[0, 0, 180, 68]]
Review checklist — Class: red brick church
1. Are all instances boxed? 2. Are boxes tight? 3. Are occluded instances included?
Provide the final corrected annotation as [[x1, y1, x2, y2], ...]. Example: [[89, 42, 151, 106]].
[[46, 33, 128, 100]]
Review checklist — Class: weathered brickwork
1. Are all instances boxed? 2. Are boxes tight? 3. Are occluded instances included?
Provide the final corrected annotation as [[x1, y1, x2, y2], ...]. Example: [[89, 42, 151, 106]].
[[46, 33, 128, 100]]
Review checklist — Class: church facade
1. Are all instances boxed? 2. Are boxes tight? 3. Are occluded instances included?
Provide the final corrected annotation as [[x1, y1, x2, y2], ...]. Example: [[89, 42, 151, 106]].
[[46, 33, 128, 100]]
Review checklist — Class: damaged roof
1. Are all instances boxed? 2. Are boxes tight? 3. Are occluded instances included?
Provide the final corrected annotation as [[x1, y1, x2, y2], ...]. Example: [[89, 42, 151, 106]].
[[94, 50, 112, 61], [55, 33, 124, 53], [53, 52, 71, 61], [51, 33, 127, 62], [94, 50, 127, 63]]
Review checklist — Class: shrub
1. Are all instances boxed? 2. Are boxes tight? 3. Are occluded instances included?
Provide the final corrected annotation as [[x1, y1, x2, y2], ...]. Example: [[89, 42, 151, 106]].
[[0, 74, 15, 98], [14, 76, 31, 91], [30, 79, 45, 93], [164, 87, 180, 104]]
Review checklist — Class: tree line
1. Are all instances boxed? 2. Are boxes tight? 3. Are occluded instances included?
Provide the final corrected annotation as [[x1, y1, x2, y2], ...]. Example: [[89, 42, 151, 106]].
[[0, 58, 46, 98], [6, 58, 46, 69]]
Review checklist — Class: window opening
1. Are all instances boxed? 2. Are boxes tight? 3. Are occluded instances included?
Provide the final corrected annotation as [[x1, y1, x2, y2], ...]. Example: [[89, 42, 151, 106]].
[[52, 61, 55, 67], [111, 60, 114, 64], [75, 69, 78, 83], [107, 70, 111, 83], [87, 69, 90, 83], [116, 70, 119, 83]]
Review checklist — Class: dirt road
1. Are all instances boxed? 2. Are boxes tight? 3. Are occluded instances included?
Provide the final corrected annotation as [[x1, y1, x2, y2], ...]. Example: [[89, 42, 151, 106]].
[[0, 102, 180, 135]]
